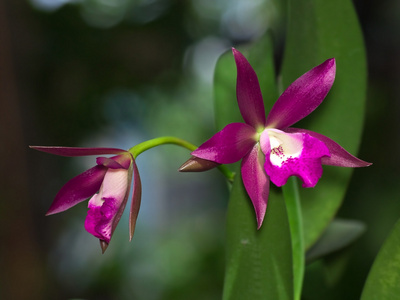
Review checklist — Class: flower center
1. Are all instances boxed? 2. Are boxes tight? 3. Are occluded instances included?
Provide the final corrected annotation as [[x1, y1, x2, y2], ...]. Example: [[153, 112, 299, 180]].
[[267, 129, 303, 167]]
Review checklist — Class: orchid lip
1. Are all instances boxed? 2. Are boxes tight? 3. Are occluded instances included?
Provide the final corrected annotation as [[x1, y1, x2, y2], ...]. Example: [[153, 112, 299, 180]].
[[266, 129, 304, 167]]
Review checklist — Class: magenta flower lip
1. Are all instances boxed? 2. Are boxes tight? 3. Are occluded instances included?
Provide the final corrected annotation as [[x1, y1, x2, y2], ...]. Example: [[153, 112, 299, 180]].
[[190, 48, 371, 229], [30, 146, 142, 252]]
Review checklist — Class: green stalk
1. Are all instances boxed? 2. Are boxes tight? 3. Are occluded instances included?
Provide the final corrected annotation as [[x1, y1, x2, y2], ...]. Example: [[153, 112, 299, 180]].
[[129, 136, 235, 182], [282, 176, 304, 300]]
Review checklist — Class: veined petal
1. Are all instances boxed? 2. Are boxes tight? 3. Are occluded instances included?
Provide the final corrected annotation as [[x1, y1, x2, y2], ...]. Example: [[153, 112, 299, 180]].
[[46, 165, 108, 215], [30, 146, 126, 157], [286, 128, 372, 167], [192, 122, 256, 164], [241, 144, 269, 229], [129, 159, 142, 241], [233, 48, 266, 129], [84, 167, 130, 245], [261, 129, 330, 188], [266, 58, 336, 129]]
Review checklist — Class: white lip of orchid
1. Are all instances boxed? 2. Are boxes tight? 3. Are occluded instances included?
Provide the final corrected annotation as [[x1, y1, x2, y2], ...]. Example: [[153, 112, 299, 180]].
[[266, 129, 304, 167]]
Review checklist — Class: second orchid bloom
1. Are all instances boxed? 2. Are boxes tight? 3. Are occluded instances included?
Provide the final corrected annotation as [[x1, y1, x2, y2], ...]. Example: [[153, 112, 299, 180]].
[[30, 146, 141, 253], [182, 48, 371, 229]]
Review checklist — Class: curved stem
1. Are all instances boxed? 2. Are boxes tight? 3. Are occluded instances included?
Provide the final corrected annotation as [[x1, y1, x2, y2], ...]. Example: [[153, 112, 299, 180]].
[[129, 136, 197, 158], [282, 176, 304, 300], [129, 136, 235, 182]]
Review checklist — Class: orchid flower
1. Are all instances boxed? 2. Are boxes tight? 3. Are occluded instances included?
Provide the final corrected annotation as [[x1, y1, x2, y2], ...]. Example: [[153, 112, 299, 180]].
[[30, 146, 141, 253], [183, 48, 371, 229]]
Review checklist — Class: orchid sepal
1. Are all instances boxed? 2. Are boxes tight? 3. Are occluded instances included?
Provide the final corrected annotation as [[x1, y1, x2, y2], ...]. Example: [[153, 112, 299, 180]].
[[241, 144, 269, 229], [46, 165, 108, 215], [232, 48, 266, 129], [129, 159, 142, 241], [29, 146, 127, 157], [191, 122, 257, 164]]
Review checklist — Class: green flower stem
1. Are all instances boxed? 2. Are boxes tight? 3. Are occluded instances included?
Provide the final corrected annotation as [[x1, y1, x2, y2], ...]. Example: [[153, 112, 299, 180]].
[[129, 136, 235, 182], [282, 176, 304, 300], [129, 136, 197, 158]]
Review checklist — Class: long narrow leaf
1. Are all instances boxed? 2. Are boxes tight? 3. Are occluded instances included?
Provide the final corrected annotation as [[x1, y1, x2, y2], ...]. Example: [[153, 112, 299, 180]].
[[223, 173, 293, 300]]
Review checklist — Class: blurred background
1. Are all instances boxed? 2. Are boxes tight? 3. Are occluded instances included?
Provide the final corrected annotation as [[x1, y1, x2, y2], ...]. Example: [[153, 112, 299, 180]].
[[1, 0, 399, 299]]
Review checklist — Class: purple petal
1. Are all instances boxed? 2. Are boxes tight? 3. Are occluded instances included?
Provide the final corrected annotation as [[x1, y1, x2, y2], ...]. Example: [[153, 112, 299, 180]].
[[192, 122, 256, 164], [266, 58, 336, 129], [30, 146, 126, 157], [241, 144, 270, 229], [261, 129, 330, 188], [286, 128, 372, 167], [84, 167, 131, 244], [129, 159, 142, 241], [233, 48, 266, 129], [46, 165, 107, 215], [97, 153, 132, 169]]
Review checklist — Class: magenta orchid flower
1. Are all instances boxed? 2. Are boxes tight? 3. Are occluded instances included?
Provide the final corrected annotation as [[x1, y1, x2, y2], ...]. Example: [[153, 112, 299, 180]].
[[188, 48, 371, 229], [30, 146, 141, 252]]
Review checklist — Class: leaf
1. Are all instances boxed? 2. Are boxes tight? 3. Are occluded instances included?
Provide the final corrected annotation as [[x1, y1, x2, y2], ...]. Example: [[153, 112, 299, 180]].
[[306, 219, 366, 263], [280, 0, 367, 249], [223, 172, 293, 300], [361, 219, 400, 300]]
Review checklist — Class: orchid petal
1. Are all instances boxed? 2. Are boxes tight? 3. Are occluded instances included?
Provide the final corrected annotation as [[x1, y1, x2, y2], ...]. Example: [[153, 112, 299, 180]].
[[266, 58, 336, 129], [192, 122, 256, 164], [84, 167, 130, 245], [46, 165, 107, 215], [29, 146, 126, 157], [286, 128, 372, 167], [241, 144, 269, 229], [261, 129, 330, 188], [96, 153, 132, 169], [129, 159, 142, 241], [232, 48, 266, 129]]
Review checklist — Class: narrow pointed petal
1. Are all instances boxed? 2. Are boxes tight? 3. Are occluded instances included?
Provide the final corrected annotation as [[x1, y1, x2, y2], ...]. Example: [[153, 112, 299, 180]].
[[46, 165, 107, 215], [261, 129, 330, 188], [129, 159, 142, 241], [179, 156, 220, 172], [241, 144, 269, 229], [84, 167, 130, 244], [191, 122, 256, 164], [232, 48, 266, 129], [266, 58, 336, 129], [286, 128, 372, 167], [29, 146, 126, 157]]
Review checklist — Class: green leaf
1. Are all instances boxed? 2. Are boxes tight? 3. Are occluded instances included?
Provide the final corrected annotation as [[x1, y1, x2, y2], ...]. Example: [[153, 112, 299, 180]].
[[306, 219, 366, 263], [280, 0, 367, 249], [361, 219, 400, 300], [223, 172, 293, 300]]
